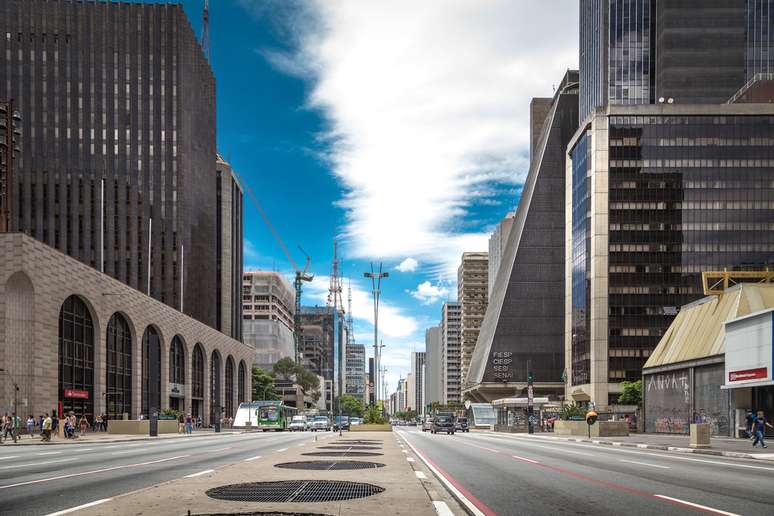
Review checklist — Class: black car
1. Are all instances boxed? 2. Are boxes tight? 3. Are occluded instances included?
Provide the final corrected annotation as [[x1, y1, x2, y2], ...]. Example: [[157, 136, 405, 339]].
[[455, 417, 469, 432], [431, 414, 455, 434]]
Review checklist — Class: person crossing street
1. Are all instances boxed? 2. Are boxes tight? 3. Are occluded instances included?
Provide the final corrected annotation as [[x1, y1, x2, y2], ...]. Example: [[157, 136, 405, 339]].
[[752, 410, 773, 448]]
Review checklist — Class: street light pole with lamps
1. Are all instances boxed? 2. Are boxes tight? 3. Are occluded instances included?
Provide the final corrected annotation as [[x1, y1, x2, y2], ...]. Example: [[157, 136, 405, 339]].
[[364, 263, 388, 408]]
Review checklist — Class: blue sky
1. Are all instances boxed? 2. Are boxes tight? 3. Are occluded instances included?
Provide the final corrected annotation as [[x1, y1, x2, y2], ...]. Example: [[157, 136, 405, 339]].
[[181, 0, 578, 394]]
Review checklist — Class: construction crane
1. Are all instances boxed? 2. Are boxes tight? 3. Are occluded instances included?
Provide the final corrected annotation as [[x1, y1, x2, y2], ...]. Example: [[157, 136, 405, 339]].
[[235, 171, 313, 364]]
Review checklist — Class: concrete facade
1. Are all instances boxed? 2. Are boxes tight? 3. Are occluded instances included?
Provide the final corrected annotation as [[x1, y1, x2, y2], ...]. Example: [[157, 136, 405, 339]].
[[411, 351, 426, 415], [242, 271, 295, 370], [441, 302, 462, 403], [458, 252, 488, 392], [0, 233, 253, 424], [488, 213, 515, 301], [345, 342, 366, 404], [424, 326, 443, 406]]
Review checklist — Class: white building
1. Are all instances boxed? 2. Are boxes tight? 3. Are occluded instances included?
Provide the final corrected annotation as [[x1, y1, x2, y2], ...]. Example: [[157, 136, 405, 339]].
[[242, 271, 295, 370], [411, 351, 427, 415]]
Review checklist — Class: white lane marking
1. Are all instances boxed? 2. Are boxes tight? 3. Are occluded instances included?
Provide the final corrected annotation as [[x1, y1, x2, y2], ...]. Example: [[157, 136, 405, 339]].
[[244, 455, 262, 462], [74, 448, 94, 451], [0, 454, 190, 490], [0, 458, 69, 470], [432, 501, 454, 516], [37, 452, 62, 456], [463, 441, 500, 454], [415, 471, 427, 479], [475, 433, 774, 472], [184, 469, 214, 478], [620, 459, 670, 469], [406, 457, 415, 462], [207, 447, 232, 453], [512, 454, 539, 464], [401, 449, 408, 453], [43, 498, 113, 516], [653, 495, 741, 516], [0, 456, 18, 460], [110, 450, 137, 455], [276, 448, 288, 452], [396, 432, 486, 516]]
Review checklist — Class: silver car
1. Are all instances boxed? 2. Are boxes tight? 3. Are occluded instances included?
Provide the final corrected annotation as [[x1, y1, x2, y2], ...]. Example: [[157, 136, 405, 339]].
[[421, 415, 434, 432]]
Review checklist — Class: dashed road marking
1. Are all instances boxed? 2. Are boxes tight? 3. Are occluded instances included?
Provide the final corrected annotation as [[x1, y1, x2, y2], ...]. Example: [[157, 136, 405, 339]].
[[44, 498, 113, 516], [244, 455, 262, 462], [276, 448, 288, 452], [184, 469, 214, 478], [653, 495, 740, 516], [407, 457, 415, 462], [620, 459, 670, 469], [512, 454, 539, 464], [37, 452, 62, 456], [415, 471, 427, 479]]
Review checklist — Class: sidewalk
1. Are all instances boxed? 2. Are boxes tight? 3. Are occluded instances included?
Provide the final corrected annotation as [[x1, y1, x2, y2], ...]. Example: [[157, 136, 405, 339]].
[[501, 431, 774, 461], [77, 431, 465, 516], [2, 428, 242, 446]]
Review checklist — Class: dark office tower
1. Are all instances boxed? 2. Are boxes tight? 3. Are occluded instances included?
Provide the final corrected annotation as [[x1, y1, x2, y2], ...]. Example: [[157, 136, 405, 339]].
[[579, 0, 655, 121], [465, 71, 579, 403], [216, 156, 243, 340], [0, 1, 219, 328], [656, 1, 746, 103]]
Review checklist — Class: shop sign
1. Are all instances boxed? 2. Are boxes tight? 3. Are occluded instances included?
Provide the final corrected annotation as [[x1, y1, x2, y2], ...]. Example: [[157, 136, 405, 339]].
[[728, 367, 768, 383], [64, 389, 89, 399], [169, 383, 185, 398]]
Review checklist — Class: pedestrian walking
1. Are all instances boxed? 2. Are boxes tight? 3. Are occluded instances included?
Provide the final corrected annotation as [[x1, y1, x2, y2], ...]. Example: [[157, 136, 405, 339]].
[[197, 415, 202, 429], [177, 412, 185, 434], [79, 415, 89, 435], [26, 415, 34, 439], [41, 414, 52, 442], [752, 410, 773, 448], [745, 409, 756, 439], [185, 414, 193, 434], [2, 413, 15, 443], [10, 413, 19, 443]]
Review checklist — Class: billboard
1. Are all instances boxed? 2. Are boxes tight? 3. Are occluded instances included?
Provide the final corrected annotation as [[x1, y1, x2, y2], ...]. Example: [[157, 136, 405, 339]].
[[725, 310, 774, 388]]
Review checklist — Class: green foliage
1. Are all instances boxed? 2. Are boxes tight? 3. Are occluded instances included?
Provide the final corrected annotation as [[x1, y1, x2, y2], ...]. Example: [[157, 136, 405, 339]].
[[560, 403, 587, 421], [617, 380, 642, 406], [160, 408, 180, 420], [272, 357, 298, 381], [252, 367, 279, 401], [363, 404, 387, 424], [340, 395, 364, 417]]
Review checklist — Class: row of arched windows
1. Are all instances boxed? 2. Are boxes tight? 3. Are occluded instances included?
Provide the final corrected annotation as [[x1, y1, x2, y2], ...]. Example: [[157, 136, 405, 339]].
[[58, 295, 248, 422]]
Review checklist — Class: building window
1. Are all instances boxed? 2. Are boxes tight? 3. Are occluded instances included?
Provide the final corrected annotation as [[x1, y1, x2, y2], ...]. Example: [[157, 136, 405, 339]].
[[238, 360, 246, 403], [169, 336, 185, 384], [225, 356, 235, 418], [192, 344, 205, 399], [210, 350, 221, 425], [106, 313, 132, 419], [58, 295, 95, 420], [141, 326, 162, 417]]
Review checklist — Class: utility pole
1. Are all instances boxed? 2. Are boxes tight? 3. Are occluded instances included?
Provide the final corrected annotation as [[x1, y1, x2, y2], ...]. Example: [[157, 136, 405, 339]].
[[364, 263, 388, 408]]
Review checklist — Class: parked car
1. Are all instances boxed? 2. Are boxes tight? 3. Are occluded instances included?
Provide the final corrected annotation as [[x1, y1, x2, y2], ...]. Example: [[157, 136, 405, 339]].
[[455, 417, 469, 432], [431, 414, 455, 435], [334, 415, 350, 431], [350, 418, 362, 426], [310, 415, 331, 432], [288, 415, 308, 431], [421, 416, 434, 432]]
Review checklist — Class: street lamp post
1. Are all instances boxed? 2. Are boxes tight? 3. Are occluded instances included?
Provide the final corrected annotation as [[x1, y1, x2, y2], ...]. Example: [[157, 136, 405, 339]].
[[364, 263, 388, 409]]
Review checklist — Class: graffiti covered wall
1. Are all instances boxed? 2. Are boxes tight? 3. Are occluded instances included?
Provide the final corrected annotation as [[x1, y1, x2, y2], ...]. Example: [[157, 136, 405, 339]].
[[644, 368, 691, 433]]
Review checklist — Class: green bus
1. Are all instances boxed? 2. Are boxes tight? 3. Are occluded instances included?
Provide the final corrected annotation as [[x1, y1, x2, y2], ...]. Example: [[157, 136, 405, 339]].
[[234, 401, 297, 431]]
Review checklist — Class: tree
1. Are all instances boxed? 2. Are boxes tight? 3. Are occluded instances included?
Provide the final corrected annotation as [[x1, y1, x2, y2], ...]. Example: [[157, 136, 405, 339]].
[[404, 408, 417, 421], [252, 367, 279, 401], [340, 395, 364, 417], [272, 357, 298, 381], [364, 404, 386, 425], [617, 380, 642, 406]]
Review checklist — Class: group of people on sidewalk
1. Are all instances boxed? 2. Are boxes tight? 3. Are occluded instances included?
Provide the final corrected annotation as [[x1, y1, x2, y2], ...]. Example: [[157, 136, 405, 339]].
[[745, 410, 774, 448]]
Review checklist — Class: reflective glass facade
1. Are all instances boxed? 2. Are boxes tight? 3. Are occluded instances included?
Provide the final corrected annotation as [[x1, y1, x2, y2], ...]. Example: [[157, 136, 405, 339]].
[[580, 0, 604, 121], [58, 295, 94, 420], [607, 115, 774, 382], [141, 326, 161, 416], [747, 0, 774, 80], [571, 132, 591, 386]]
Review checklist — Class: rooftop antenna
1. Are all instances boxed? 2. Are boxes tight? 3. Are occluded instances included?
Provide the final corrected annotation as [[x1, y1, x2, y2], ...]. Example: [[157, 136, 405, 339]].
[[201, 0, 211, 61]]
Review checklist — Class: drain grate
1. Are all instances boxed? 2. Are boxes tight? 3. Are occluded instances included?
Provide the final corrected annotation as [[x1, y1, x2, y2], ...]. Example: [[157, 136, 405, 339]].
[[302, 451, 383, 457], [275, 461, 385, 471], [316, 445, 380, 450], [206, 480, 384, 503]]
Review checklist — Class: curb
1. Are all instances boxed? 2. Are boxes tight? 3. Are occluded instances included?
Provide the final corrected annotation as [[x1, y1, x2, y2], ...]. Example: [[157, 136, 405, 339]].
[[515, 433, 774, 462], [1, 430, 244, 446]]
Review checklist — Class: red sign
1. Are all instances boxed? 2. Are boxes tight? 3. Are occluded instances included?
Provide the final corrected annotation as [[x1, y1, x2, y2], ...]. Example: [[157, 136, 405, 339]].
[[64, 389, 89, 399], [728, 368, 768, 382]]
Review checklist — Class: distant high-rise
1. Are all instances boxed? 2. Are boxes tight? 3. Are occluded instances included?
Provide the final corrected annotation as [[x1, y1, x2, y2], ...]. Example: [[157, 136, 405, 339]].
[[242, 271, 295, 370], [424, 327, 443, 406], [411, 351, 426, 415], [458, 252, 488, 390], [441, 302, 462, 403], [216, 156, 244, 340], [0, 0, 228, 328], [345, 342, 366, 404]]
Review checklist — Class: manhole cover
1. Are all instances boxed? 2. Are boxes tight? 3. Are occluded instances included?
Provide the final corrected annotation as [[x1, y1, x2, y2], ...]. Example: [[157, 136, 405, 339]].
[[206, 480, 384, 503], [275, 461, 385, 471], [316, 445, 380, 450], [302, 451, 383, 457]]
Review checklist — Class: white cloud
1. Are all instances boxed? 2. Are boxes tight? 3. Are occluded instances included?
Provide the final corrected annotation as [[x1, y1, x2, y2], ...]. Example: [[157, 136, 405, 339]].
[[410, 281, 450, 305], [395, 258, 418, 273], [303, 275, 417, 338], [242, 0, 578, 278]]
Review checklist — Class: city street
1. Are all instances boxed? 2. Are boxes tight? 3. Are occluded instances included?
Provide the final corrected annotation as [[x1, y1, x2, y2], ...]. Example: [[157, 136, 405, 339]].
[[396, 428, 774, 516], [0, 430, 324, 516]]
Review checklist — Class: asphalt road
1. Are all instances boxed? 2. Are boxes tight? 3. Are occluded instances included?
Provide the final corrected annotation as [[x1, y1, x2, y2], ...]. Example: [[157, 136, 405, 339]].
[[396, 428, 774, 516], [0, 430, 327, 515]]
